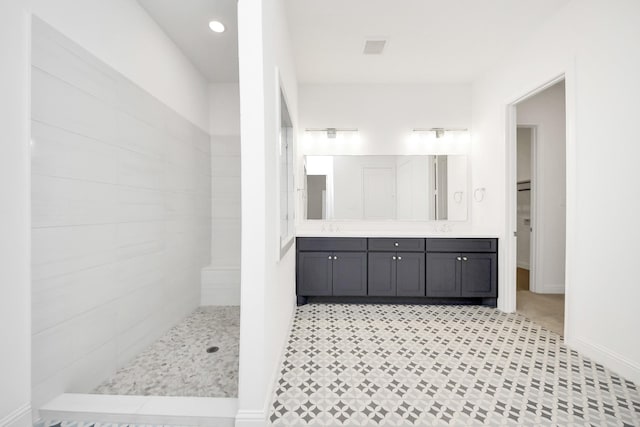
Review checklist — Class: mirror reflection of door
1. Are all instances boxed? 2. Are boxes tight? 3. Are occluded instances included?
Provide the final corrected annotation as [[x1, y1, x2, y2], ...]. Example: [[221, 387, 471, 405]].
[[396, 160, 412, 220], [396, 156, 430, 220], [363, 167, 396, 219], [306, 175, 326, 220], [434, 156, 448, 220]]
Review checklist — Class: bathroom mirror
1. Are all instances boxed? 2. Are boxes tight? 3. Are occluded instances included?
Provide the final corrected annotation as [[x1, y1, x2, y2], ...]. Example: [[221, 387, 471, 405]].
[[304, 155, 468, 221]]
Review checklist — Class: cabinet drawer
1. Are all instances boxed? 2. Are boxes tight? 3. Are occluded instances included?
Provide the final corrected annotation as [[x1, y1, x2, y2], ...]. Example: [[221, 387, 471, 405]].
[[297, 237, 367, 252], [368, 238, 425, 252], [426, 238, 497, 253]]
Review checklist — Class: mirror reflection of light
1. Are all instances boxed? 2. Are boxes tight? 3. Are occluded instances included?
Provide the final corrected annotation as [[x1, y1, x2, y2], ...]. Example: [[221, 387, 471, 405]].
[[304, 130, 361, 145], [409, 130, 470, 155]]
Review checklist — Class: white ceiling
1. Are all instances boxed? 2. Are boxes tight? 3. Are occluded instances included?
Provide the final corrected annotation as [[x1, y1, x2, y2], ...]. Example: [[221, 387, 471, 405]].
[[137, 0, 238, 83], [285, 0, 572, 84]]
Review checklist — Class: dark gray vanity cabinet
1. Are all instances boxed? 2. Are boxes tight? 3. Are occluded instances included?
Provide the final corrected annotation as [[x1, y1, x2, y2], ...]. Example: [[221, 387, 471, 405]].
[[425, 252, 460, 297], [297, 237, 497, 306], [332, 252, 368, 296], [425, 239, 497, 298], [460, 253, 497, 297], [368, 238, 425, 296], [297, 238, 367, 300], [297, 252, 333, 296]]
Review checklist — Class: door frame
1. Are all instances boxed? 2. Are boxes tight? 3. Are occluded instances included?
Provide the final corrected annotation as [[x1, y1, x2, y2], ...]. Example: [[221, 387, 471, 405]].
[[515, 124, 539, 293], [503, 71, 575, 341]]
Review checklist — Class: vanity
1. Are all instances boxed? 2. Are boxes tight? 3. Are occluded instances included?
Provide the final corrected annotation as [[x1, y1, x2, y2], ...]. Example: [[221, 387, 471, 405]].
[[296, 237, 498, 307], [296, 152, 497, 307]]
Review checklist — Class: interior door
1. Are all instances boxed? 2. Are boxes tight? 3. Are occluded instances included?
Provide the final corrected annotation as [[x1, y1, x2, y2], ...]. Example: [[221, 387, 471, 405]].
[[363, 167, 395, 219]]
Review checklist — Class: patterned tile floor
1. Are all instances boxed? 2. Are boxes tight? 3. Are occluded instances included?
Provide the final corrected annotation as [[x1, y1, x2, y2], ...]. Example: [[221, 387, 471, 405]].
[[269, 304, 640, 426]]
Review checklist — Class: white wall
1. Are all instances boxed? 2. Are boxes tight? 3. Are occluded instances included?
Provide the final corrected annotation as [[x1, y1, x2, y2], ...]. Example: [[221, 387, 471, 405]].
[[210, 83, 241, 136], [237, 0, 298, 424], [471, 0, 640, 383], [297, 84, 475, 235], [517, 82, 566, 292], [0, 3, 31, 426], [299, 84, 471, 155], [30, 0, 210, 131], [202, 83, 241, 306], [0, 1, 210, 425], [30, 18, 211, 413]]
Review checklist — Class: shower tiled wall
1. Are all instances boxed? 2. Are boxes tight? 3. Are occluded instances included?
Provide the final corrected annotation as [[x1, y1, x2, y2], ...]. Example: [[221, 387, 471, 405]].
[[30, 19, 211, 410], [201, 83, 241, 306], [201, 135, 241, 305]]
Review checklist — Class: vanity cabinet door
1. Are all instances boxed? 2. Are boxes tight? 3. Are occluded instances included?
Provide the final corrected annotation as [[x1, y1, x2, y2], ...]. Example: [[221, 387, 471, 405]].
[[460, 253, 497, 297], [332, 252, 367, 296], [396, 252, 425, 296], [297, 252, 333, 296], [426, 253, 461, 297], [368, 252, 396, 296]]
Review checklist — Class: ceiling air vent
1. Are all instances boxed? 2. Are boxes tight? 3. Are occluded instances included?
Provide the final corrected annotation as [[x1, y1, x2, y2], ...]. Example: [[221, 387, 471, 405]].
[[363, 40, 386, 55]]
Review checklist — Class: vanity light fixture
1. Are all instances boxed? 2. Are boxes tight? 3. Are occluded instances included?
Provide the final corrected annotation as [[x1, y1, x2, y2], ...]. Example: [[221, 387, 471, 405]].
[[413, 128, 467, 138], [411, 128, 470, 148], [208, 20, 225, 33]]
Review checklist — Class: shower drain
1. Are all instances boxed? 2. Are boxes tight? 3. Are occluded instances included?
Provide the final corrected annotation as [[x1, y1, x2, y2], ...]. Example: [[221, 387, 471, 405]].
[[206, 346, 220, 353]]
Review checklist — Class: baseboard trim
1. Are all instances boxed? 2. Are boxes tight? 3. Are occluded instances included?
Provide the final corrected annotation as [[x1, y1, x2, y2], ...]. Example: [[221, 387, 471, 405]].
[[566, 336, 640, 385], [0, 403, 31, 427], [535, 284, 565, 294], [234, 409, 266, 427], [516, 262, 530, 270], [267, 302, 296, 391]]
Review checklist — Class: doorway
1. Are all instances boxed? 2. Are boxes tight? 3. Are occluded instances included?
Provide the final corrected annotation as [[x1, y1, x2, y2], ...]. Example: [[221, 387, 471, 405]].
[[512, 79, 567, 336], [516, 126, 533, 292]]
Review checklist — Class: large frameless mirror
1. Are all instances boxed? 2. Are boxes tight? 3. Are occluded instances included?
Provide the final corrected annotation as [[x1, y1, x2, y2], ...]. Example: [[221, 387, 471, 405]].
[[304, 155, 468, 221]]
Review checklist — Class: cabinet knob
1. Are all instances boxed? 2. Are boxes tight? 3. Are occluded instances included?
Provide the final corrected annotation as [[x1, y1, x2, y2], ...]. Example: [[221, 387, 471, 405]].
[[457, 256, 462, 261], [333, 256, 338, 260], [462, 256, 468, 261], [394, 242, 399, 247], [328, 256, 332, 260], [392, 256, 397, 260], [398, 256, 402, 260]]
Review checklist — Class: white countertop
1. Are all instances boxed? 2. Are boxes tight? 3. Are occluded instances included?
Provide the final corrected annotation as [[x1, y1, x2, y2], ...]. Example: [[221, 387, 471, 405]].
[[295, 221, 501, 239]]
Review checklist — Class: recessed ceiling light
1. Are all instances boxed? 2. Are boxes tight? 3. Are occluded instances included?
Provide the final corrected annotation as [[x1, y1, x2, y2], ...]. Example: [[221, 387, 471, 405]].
[[208, 20, 225, 33]]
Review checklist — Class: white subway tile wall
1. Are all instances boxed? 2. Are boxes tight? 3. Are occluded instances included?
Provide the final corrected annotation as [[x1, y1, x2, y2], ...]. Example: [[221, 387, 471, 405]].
[[30, 18, 211, 411], [201, 133, 240, 306]]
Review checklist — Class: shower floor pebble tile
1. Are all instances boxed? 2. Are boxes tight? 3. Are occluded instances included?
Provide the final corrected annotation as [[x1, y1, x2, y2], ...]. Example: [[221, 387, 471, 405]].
[[34, 423, 188, 427], [92, 306, 239, 397]]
